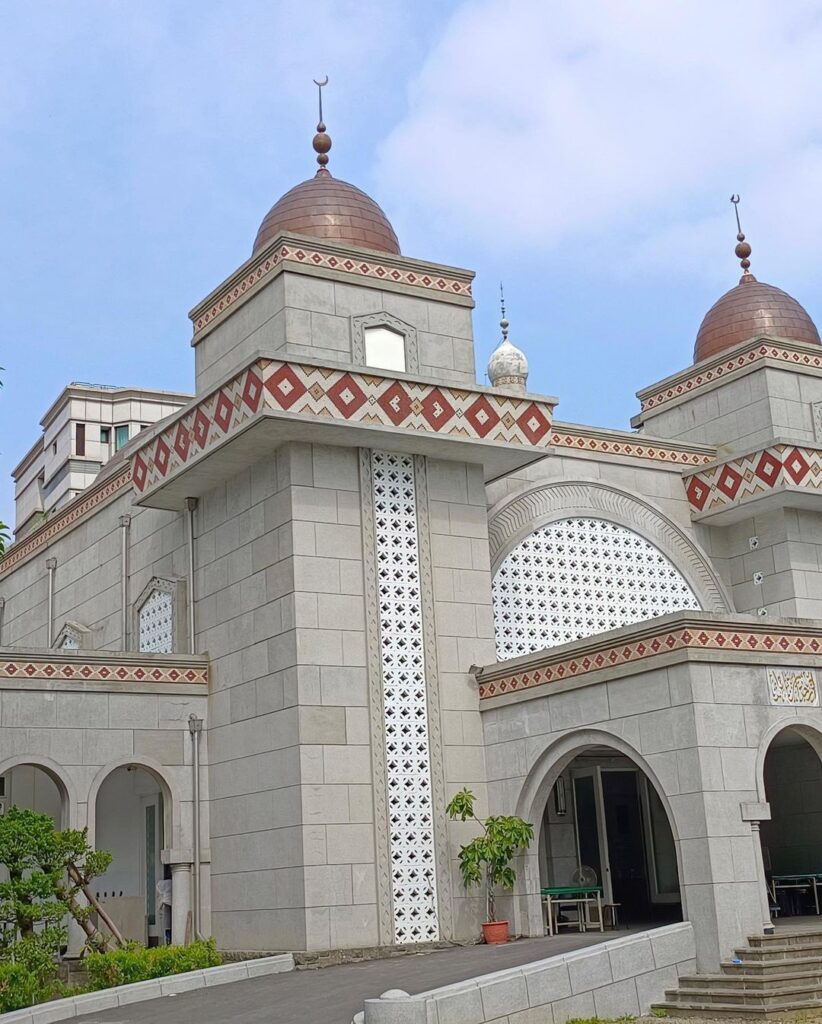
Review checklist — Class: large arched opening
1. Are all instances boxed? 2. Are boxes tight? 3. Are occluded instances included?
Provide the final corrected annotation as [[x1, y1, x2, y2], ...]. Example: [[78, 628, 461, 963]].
[[760, 723, 822, 920], [0, 756, 73, 828], [92, 762, 171, 946], [515, 732, 684, 936]]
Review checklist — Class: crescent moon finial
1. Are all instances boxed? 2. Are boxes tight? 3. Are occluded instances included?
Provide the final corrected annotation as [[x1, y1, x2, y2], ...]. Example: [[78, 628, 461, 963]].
[[311, 77, 331, 172]]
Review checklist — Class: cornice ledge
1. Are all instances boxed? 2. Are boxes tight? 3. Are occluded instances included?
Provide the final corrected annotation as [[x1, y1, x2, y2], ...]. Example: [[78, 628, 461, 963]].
[[633, 335, 822, 424]]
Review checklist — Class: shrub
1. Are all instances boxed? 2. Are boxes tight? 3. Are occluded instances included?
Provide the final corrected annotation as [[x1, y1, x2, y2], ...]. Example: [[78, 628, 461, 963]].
[[86, 939, 222, 991], [0, 960, 52, 1013]]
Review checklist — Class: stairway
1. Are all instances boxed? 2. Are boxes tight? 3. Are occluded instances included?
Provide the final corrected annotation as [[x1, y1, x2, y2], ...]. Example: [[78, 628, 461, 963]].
[[653, 930, 822, 1018]]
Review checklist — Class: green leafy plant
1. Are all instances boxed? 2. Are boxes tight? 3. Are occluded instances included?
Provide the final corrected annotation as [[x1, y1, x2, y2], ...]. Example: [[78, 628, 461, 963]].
[[0, 521, 9, 557], [86, 939, 222, 990], [0, 960, 45, 1013], [446, 788, 534, 923]]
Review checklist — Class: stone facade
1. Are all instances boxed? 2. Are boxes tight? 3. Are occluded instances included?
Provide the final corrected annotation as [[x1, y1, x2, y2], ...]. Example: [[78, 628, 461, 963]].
[[3, 154, 822, 971]]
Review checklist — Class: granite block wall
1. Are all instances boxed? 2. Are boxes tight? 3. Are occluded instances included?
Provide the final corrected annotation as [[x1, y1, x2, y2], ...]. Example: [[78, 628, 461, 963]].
[[481, 654, 822, 968], [194, 270, 476, 395]]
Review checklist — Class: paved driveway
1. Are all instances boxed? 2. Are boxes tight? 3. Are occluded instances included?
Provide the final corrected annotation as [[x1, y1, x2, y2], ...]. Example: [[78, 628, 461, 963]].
[[74, 930, 627, 1024]]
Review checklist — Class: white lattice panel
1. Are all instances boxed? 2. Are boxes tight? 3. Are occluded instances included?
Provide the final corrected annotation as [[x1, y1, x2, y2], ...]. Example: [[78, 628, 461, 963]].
[[493, 517, 700, 659], [138, 589, 173, 654], [371, 451, 439, 943]]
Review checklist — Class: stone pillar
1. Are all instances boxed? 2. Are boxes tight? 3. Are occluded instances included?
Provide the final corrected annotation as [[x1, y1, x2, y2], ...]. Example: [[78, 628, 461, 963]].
[[170, 862, 192, 945], [742, 801, 774, 935]]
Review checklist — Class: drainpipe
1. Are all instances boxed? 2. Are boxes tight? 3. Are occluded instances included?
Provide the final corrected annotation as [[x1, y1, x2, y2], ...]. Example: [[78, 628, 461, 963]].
[[119, 515, 131, 650], [0, 597, 5, 646], [45, 557, 57, 645], [188, 713, 204, 938], [185, 498, 198, 655]]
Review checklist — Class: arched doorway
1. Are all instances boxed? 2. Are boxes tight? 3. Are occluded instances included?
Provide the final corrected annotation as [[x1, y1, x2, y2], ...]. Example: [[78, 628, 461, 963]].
[[93, 764, 168, 946], [541, 746, 682, 928], [760, 725, 822, 919], [0, 758, 70, 827], [516, 735, 684, 936]]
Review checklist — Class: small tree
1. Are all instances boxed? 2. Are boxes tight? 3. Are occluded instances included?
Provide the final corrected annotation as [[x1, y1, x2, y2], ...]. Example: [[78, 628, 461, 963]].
[[446, 788, 534, 923], [0, 808, 115, 957]]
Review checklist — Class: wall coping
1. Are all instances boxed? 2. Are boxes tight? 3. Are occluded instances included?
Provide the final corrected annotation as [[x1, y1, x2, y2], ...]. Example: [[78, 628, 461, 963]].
[[0, 953, 294, 1024], [476, 610, 822, 702], [0, 648, 209, 688], [632, 336, 822, 423], [361, 922, 695, 1023]]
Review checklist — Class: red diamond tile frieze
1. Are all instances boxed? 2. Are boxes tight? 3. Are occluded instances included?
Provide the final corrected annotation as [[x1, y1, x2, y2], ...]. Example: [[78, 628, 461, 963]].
[[192, 408, 210, 449], [0, 658, 208, 686], [420, 388, 455, 429], [685, 443, 822, 514], [516, 403, 551, 444], [479, 624, 822, 699], [154, 438, 171, 477], [173, 423, 191, 462], [464, 395, 501, 438], [716, 466, 743, 499], [784, 447, 811, 484], [640, 342, 822, 413], [755, 451, 781, 487], [242, 368, 264, 413], [129, 357, 560, 495], [264, 364, 307, 410], [213, 390, 234, 433], [377, 381, 413, 426], [328, 374, 368, 417]]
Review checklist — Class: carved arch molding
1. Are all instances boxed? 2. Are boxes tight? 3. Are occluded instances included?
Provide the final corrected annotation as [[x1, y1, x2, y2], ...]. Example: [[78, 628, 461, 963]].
[[487, 479, 730, 614]]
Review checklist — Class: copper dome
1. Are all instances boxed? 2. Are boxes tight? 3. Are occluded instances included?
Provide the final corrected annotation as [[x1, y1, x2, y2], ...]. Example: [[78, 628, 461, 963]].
[[253, 170, 400, 256], [694, 273, 820, 363]]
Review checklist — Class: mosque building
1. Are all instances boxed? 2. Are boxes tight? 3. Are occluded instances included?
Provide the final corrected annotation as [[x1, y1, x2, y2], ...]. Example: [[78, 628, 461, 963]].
[[2, 99, 822, 975]]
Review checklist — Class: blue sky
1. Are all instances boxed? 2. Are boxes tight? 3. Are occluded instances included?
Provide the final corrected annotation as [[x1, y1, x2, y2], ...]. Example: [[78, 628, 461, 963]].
[[2, 1, 822, 528]]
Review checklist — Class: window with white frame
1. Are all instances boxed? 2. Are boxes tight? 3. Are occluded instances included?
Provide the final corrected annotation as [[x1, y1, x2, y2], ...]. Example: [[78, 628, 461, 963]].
[[363, 326, 406, 373], [492, 517, 700, 660]]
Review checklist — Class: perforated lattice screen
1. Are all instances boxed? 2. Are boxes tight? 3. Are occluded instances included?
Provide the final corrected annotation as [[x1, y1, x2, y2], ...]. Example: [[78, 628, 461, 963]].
[[138, 589, 173, 654], [372, 450, 439, 943], [493, 517, 700, 659]]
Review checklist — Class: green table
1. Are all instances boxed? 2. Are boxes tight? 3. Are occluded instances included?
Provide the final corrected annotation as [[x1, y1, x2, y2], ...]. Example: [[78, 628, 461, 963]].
[[541, 885, 604, 936]]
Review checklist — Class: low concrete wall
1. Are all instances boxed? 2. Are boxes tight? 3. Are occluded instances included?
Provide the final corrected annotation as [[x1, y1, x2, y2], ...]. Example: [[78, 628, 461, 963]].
[[1, 954, 294, 1024], [362, 923, 695, 1023]]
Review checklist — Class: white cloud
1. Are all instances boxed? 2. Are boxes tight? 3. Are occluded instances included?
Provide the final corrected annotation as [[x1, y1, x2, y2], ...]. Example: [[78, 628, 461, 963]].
[[376, 0, 822, 286]]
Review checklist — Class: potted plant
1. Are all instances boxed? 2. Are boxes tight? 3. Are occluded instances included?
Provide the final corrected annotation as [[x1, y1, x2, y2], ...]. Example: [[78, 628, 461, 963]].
[[446, 788, 534, 945]]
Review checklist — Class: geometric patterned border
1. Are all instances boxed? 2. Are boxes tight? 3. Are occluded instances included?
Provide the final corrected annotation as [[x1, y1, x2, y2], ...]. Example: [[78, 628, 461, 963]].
[[191, 243, 473, 338], [0, 466, 132, 580], [685, 444, 822, 514], [132, 357, 556, 495], [550, 428, 714, 467], [0, 658, 207, 685], [639, 341, 822, 414], [478, 622, 822, 699]]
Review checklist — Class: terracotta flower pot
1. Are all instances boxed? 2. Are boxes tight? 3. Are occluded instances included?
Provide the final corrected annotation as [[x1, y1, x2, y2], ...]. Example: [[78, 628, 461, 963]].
[[482, 920, 509, 944]]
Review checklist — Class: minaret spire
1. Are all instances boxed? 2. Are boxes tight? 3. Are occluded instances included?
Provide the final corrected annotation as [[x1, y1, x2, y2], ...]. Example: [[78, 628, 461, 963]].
[[730, 194, 753, 278], [487, 283, 528, 393], [312, 76, 332, 175]]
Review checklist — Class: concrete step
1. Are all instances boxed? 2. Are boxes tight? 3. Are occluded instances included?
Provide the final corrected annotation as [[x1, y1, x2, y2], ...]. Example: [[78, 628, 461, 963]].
[[664, 982, 822, 1007], [680, 969, 822, 991], [749, 930, 822, 947], [653, 1000, 822, 1019], [721, 954, 822, 976], [733, 940, 822, 961]]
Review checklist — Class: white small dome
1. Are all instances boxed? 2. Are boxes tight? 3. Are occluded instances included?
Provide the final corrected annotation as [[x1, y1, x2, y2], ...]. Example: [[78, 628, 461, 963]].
[[487, 337, 529, 391]]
